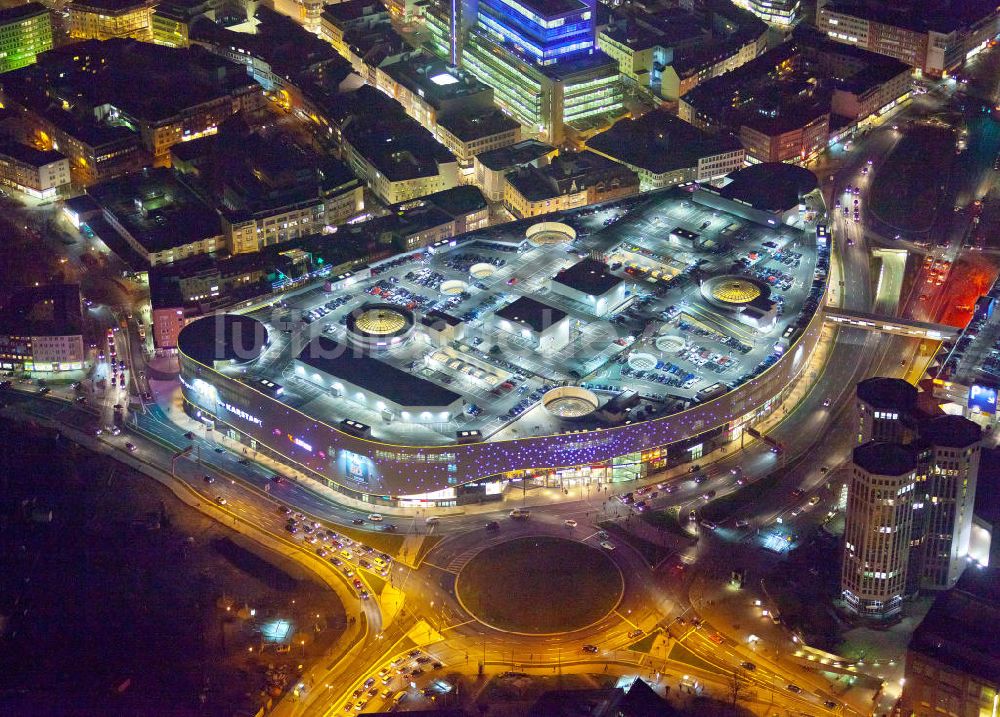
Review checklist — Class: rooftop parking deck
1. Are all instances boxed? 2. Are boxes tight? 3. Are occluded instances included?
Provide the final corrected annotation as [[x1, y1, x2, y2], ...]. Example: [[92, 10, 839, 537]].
[[233, 188, 824, 446]]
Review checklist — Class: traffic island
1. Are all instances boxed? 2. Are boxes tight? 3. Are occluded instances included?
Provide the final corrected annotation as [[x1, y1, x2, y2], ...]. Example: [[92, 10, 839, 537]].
[[455, 536, 623, 635]]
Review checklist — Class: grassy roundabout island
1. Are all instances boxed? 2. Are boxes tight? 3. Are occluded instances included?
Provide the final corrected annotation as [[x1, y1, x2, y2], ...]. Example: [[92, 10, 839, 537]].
[[455, 536, 624, 634]]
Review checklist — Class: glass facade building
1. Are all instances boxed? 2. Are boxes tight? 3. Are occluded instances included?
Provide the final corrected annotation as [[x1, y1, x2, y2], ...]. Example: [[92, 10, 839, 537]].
[[476, 0, 596, 65], [424, 2, 621, 143]]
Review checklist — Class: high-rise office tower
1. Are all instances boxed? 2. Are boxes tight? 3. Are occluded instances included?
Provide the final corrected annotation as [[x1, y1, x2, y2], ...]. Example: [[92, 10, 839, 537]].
[[846, 378, 984, 620], [915, 415, 981, 591], [424, 0, 622, 143], [856, 377, 918, 444], [842, 441, 918, 620]]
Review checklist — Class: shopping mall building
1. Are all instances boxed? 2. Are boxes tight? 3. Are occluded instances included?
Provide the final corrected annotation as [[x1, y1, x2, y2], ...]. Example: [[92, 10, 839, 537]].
[[178, 177, 829, 509]]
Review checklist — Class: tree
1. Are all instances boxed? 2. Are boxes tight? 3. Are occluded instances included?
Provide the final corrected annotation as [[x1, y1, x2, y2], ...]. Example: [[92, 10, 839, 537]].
[[727, 667, 753, 710]]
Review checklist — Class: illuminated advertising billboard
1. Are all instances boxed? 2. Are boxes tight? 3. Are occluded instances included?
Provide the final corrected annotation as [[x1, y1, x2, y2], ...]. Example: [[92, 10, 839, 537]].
[[968, 384, 997, 414], [336, 449, 373, 484]]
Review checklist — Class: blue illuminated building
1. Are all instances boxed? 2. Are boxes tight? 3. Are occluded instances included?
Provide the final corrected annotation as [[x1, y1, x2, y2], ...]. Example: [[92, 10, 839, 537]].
[[476, 0, 597, 65], [426, 0, 621, 143]]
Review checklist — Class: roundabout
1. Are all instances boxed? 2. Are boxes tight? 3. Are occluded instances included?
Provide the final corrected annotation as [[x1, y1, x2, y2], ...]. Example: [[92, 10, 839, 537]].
[[454, 536, 624, 635]]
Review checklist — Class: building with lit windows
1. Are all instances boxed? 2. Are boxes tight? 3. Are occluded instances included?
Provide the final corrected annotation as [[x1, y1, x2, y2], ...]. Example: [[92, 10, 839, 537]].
[[88, 167, 223, 266], [473, 139, 556, 201], [67, 0, 156, 41], [176, 187, 829, 508], [169, 119, 364, 255], [0, 284, 86, 374], [151, 0, 230, 49], [598, 0, 767, 101], [897, 569, 1000, 717], [0, 3, 52, 75], [845, 378, 984, 620], [732, 0, 799, 28], [842, 441, 919, 621], [856, 376, 919, 444], [817, 0, 1000, 77], [0, 142, 70, 199], [436, 110, 521, 176], [914, 416, 981, 591], [0, 39, 263, 175], [422, 0, 623, 144], [586, 110, 745, 191], [503, 150, 638, 218], [679, 27, 912, 164], [338, 86, 459, 205]]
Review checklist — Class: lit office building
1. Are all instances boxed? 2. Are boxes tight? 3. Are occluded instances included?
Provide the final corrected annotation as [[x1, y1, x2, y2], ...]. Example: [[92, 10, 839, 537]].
[[915, 416, 982, 591], [842, 441, 918, 621], [67, 0, 156, 42], [423, 0, 622, 144], [0, 3, 52, 75], [733, 0, 800, 28], [856, 377, 918, 444]]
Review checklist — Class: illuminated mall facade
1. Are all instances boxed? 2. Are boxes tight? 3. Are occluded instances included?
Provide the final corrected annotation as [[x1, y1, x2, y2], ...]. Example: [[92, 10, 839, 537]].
[[178, 309, 825, 509]]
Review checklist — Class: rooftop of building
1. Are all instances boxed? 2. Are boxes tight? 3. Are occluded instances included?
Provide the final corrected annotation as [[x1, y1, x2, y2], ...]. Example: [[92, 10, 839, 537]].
[[506, 150, 638, 202], [0, 2, 50, 23], [0, 283, 82, 337], [153, 0, 219, 21], [552, 258, 622, 297], [821, 0, 1000, 34], [178, 313, 269, 365], [296, 336, 462, 408], [320, 0, 388, 25], [381, 52, 492, 109], [682, 31, 910, 133], [920, 414, 982, 449], [857, 376, 918, 411], [669, 0, 768, 75], [87, 167, 222, 254], [68, 0, 153, 12], [381, 203, 455, 239], [510, 0, 590, 19], [793, 25, 911, 95], [602, 9, 707, 51], [716, 162, 818, 213], [437, 109, 520, 143], [853, 441, 916, 476], [908, 567, 1000, 686], [191, 7, 345, 79], [496, 296, 568, 333], [586, 110, 742, 176], [420, 309, 462, 329], [340, 90, 456, 183], [0, 141, 65, 168], [224, 186, 822, 446], [536, 49, 621, 81], [413, 185, 488, 218], [2, 39, 255, 127], [476, 139, 556, 171], [201, 119, 358, 216]]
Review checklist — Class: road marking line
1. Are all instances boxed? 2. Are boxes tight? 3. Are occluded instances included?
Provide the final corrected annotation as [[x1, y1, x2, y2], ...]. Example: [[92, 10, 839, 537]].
[[615, 610, 638, 629], [422, 561, 456, 573], [440, 619, 475, 632]]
